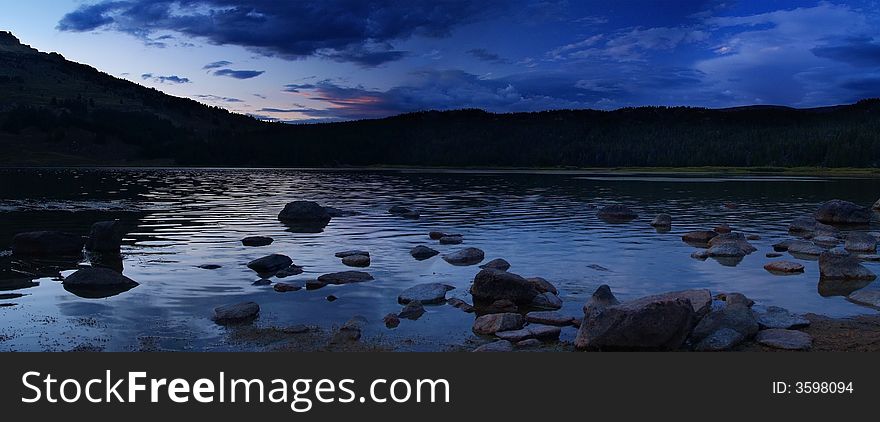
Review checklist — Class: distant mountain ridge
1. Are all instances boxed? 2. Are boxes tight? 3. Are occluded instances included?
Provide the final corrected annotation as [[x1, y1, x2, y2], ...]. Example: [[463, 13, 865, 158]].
[[1, 31, 880, 168]]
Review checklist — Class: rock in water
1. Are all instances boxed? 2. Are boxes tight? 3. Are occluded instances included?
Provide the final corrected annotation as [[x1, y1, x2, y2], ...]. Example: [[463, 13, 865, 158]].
[[691, 250, 709, 260], [694, 328, 745, 352], [278, 201, 332, 224], [472, 313, 524, 335], [275, 264, 304, 278], [273, 282, 301, 292], [763, 261, 805, 274], [213, 302, 260, 324], [242, 236, 274, 247], [63, 266, 138, 288], [442, 247, 485, 266], [317, 271, 374, 285], [439, 235, 464, 245], [815, 200, 871, 224], [247, 254, 293, 274], [714, 224, 732, 234], [410, 245, 439, 260], [470, 269, 539, 305], [398, 283, 455, 304], [398, 301, 425, 320], [495, 325, 561, 342], [583, 284, 620, 314], [428, 231, 447, 240], [12, 231, 84, 256], [755, 329, 812, 350], [85, 220, 125, 252], [845, 232, 877, 252], [848, 289, 880, 308], [818, 251, 876, 281], [383, 313, 400, 328], [525, 277, 558, 295], [650, 214, 672, 228], [335, 250, 370, 258], [447, 298, 475, 313], [388, 206, 420, 219], [480, 258, 511, 271], [576, 294, 695, 350], [754, 306, 810, 329], [342, 254, 371, 267], [707, 244, 746, 258], [530, 292, 563, 310], [525, 311, 576, 326], [707, 232, 757, 254], [472, 340, 514, 352], [786, 240, 826, 256], [681, 230, 718, 244], [597, 205, 637, 222]]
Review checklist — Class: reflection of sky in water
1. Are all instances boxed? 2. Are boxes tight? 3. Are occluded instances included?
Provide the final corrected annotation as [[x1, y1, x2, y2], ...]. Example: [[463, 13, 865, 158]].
[[0, 168, 879, 351]]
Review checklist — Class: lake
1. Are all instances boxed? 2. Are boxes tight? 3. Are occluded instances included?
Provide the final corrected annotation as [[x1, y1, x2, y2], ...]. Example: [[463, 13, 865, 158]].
[[1, 168, 879, 351]]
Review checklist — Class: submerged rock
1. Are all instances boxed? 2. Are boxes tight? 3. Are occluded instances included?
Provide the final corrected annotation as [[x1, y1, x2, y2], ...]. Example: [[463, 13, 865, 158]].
[[471, 269, 539, 305], [335, 250, 370, 258], [275, 264, 304, 278], [324, 207, 360, 218], [398, 283, 455, 304], [85, 220, 125, 253], [473, 340, 514, 352], [754, 306, 810, 329], [707, 244, 746, 258], [383, 313, 400, 328], [447, 298, 475, 313], [650, 214, 672, 228], [198, 264, 222, 270], [845, 232, 877, 252], [247, 254, 293, 275], [213, 302, 259, 324], [439, 235, 464, 245], [848, 289, 880, 308], [241, 236, 274, 247], [756, 329, 812, 350], [442, 247, 485, 266], [691, 250, 709, 260], [317, 271, 374, 285], [597, 205, 638, 222], [576, 293, 695, 350], [815, 200, 871, 225], [766, 252, 784, 258], [273, 282, 302, 292], [12, 231, 84, 256], [428, 231, 447, 240], [398, 301, 426, 320], [410, 245, 439, 260], [388, 206, 420, 219], [763, 261, 805, 274], [342, 254, 371, 267], [818, 250, 876, 281], [681, 230, 718, 244], [278, 201, 332, 224], [472, 313, 524, 335], [713, 224, 732, 234], [480, 258, 511, 271]]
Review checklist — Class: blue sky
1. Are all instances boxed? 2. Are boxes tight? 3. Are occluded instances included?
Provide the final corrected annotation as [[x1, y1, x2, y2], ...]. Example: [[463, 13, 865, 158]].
[[2, 0, 880, 122]]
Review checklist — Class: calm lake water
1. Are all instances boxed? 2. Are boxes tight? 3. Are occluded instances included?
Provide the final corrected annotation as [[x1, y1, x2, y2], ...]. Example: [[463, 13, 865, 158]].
[[1, 168, 879, 351]]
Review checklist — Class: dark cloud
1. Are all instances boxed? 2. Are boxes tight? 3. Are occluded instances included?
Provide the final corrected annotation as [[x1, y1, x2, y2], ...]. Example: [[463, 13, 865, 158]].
[[141, 73, 190, 84], [212, 69, 265, 79], [283, 83, 317, 93], [467, 48, 510, 64], [812, 38, 880, 67], [203, 60, 232, 70], [193, 94, 243, 103], [57, 0, 509, 66]]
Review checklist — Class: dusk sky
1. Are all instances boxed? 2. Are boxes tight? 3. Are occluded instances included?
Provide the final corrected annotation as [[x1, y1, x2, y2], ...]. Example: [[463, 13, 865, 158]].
[[2, 1, 880, 122]]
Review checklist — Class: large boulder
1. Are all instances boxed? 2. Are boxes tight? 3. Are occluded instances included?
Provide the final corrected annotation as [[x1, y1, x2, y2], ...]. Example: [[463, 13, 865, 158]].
[[470, 269, 539, 305], [247, 254, 293, 274], [12, 231, 84, 256], [317, 271, 375, 285], [212, 302, 260, 324], [278, 201, 331, 224], [691, 295, 759, 343], [597, 205, 637, 222], [398, 283, 455, 304], [472, 313, 524, 335], [845, 232, 877, 252], [442, 247, 485, 266], [818, 250, 876, 281], [575, 294, 695, 350], [85, 220, 125, 252], [815, 200, 871, 224]]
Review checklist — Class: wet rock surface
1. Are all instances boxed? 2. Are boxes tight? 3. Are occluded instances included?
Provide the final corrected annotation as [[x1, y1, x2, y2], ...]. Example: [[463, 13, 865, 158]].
[[398, 283, 455, 304], [213, 302, 260, 324], [815, 200, 872, 225], [442, 247, 485, 266]]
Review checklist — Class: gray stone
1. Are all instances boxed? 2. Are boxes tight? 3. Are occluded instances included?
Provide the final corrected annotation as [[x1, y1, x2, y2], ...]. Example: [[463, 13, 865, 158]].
[[708, 232, 757, 254], [12, 231, 84, 256], [495, 325, 561, 342], [815, 200, 872, 225], [242, 236, 273, 247], [335, 250, 370, 258], [398, 301, 426, 320], [317, 271, 375, 285], [442, 247, 485, 266], [439, 235, 463, 245], [583, 284, 620, 314], [480, 258, 511, 271], [691, 298, 758, 342], [525, 277, 558, 295], [845, 232, 877, 252], [398, 283, 455, 304], [644, 289, 712, 316], [756, 329, 812, 350], [787, 240, 826, 256], [447, 298, 475, 313], [276, 264, 304, 278], [848, 289, 880, 309], [213, 302, 259, 324], [766, 252, 784, 258], [819, 250, 876, 281], [763, 261, 804, 274], [342, 254, 371, 267], [691, 250, 709, 260], [331, 316, 366, 343], [859, 254, 880, 261], [650, 214, 672, 227], [63, 266, 138, 287], [576, 294, 695, 350], [694, 328, 745, 351], [707, 244, 746, 258], [472, 313, 524, 335], [530, 292, 563, 310], [471, 269, 539, 304], [247, 254, 293, 274], [273, 282, 301, 292], [682, 230, 718, 244], [472, 340, 514, 352], [410, 245, 439, 260], [383, 313, 400, 328], [714, 224, 732, 234], [278, 201, 331, 224], [525, 311, 576, 326], [754, 306, 810, 329]]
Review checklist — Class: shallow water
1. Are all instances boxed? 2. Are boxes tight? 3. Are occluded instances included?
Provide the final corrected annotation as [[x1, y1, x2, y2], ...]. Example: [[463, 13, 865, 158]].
[[0, 168, 879, 351]]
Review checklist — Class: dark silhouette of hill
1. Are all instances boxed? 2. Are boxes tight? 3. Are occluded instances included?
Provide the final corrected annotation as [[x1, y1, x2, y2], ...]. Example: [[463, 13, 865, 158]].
[[2, 31, 880, 168]]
